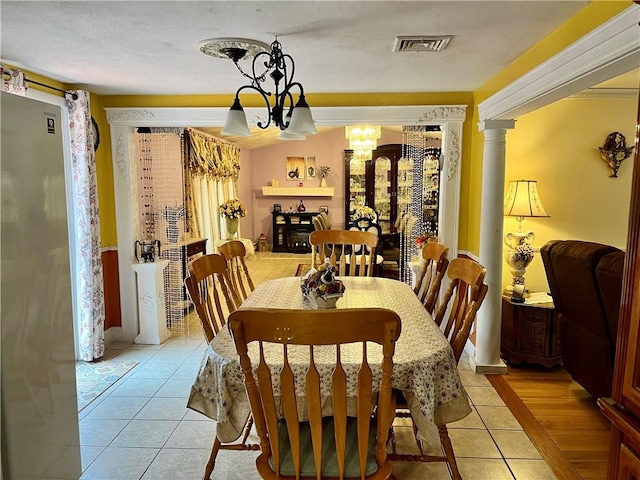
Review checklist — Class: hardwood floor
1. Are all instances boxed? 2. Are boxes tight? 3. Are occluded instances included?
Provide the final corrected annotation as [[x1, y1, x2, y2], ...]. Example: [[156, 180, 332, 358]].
[[488, 365, 611, 480]]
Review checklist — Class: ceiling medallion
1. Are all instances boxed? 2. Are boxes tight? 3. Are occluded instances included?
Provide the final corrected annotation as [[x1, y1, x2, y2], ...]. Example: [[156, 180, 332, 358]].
[[198, 37, 270, 61]]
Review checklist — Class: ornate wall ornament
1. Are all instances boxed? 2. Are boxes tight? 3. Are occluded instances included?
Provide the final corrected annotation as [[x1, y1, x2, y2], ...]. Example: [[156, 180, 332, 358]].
[[114, 130, 128, 180], [598, 131, 634, 178], [107, 109, 156, 123], [420, 106, 466, 122], [447, 131, 460, 181]]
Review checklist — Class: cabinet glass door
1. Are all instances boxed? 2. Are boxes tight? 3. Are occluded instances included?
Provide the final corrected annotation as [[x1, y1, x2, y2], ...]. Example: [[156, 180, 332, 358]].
[[373, 155, 392, 234], [347, 151, 367, 222], [423, 154, 439, 237]]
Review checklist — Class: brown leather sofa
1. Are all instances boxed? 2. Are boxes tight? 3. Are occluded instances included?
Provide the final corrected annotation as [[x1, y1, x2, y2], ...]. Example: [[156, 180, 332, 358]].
[[541, 240, 625, 398]]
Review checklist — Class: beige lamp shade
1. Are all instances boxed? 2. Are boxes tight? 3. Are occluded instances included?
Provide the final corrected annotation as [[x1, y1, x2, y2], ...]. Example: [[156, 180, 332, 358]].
[[504, 180, 549, 218]]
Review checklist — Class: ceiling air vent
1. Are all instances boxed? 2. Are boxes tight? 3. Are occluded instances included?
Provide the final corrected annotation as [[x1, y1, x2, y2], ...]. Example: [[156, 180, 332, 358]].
[[393, 35, 453, 53]]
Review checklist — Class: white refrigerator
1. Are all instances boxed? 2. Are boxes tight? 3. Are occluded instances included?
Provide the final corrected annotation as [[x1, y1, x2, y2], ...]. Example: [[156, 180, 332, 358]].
[[1, 92, 81, 478]]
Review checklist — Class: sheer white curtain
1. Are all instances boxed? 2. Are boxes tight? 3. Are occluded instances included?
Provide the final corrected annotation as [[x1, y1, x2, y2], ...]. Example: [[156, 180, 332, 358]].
[[186, 128, 240, 253], [68, 90, 105, 361]]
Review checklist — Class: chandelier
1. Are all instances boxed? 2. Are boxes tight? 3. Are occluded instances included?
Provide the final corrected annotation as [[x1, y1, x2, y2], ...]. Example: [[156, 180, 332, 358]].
[[345, 126, 381, 161], [199, 37, 317, 139]]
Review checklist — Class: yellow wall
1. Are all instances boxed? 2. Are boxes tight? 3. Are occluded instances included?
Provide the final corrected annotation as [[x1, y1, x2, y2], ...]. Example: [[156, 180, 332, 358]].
[[504, 94, 637, 293], [464, 1, 631, 255]]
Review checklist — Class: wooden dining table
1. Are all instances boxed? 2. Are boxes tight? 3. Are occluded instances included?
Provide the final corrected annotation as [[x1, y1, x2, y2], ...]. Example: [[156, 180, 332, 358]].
[[187, 276, 471, 448]]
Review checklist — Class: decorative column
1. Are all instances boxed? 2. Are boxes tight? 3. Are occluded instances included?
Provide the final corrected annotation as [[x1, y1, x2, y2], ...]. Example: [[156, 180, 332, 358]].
[[131, 260, 172, 345], [473, 120, 515, 374]]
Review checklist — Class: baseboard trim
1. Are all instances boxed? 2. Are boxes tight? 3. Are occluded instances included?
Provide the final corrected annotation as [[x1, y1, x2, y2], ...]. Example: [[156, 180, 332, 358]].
[[487, 373, 582, 480], [104, 326, 123, 347]]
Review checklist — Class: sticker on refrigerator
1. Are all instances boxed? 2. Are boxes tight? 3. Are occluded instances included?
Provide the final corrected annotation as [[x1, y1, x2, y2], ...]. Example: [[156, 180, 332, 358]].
[[47, 117, 55, 134]]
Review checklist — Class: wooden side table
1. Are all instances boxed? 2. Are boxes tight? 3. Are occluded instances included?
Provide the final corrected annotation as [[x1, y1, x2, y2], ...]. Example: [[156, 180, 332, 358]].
[[501, 295, 562, 368]]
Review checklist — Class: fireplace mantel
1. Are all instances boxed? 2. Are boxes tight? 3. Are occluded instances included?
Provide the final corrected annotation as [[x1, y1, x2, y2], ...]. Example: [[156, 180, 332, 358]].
[[261, 186, 334, 197]]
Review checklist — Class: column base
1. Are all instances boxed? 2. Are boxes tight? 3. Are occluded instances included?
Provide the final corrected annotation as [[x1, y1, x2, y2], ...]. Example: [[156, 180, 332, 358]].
[[468, 355, 508, 374], [135, 328, 172, 345]]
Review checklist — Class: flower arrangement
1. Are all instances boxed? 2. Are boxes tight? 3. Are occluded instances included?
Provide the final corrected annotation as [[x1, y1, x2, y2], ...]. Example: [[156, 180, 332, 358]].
[[318, 165, 331, 179], [415, 232, 432, 249], [353, 205, 376, 221], [512, 244, 534, 264], [219, 199, 247, 219], [300, 261, 345, 309]]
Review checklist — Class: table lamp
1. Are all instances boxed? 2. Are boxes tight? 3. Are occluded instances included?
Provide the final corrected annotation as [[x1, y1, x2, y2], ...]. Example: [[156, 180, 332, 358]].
[[503, 179, 550, 299]]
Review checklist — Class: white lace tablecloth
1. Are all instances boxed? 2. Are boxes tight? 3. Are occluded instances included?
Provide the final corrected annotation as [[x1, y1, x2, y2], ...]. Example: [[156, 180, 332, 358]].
[[187, 276, 471, 447]]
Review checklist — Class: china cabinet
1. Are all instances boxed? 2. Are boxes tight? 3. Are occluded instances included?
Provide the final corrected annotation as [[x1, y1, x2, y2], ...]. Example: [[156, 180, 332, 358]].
[[344, 142, 443, 281], [344, 144, 441, 237]]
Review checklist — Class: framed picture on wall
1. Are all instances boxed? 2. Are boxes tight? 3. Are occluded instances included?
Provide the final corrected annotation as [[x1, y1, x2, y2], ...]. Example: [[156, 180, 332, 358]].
[[286, 156, 305, 181], [305, 156, 317, 180]]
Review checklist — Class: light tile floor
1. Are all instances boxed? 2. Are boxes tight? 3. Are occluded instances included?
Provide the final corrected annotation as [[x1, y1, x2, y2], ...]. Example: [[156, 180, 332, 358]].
[[79, 252, 557, 479]]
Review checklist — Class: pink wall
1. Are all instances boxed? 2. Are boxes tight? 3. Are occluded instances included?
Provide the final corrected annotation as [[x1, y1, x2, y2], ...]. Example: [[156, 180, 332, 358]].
[[241, 128, 402, 245], [237, 148, 254, 241]]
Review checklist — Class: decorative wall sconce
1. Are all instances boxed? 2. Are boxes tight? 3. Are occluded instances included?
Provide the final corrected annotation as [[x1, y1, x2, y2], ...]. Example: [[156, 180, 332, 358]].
[[598, 132, 634, 178]]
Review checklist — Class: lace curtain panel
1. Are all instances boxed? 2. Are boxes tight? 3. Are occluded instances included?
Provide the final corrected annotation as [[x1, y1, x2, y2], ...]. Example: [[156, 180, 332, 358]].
[[69, 90, 105, 361]]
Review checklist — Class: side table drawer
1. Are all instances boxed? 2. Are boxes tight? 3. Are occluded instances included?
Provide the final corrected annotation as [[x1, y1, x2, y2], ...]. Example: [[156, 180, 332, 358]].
[[518, 309, 550, 356], [501, 295, 562, 368]]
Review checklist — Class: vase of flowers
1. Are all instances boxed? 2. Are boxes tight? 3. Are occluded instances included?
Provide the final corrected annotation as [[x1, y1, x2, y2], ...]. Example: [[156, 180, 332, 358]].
[[353, 205, 377, 221], [318, 165, 331, 187], [219, 199, 247, 239]]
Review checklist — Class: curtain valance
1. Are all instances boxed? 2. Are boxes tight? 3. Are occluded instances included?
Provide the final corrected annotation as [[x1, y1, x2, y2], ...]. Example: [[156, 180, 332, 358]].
[[186, 128, 240, 180]]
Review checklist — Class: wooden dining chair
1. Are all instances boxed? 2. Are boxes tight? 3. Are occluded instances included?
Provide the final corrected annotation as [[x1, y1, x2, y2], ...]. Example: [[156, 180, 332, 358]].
[[391, 257, 488, 480], [309, 229, 379, 277], [228, 307, 401, 480], [218, 239, 255, 302], [184, 253, 258, 478], [413, 242, 449, 315]]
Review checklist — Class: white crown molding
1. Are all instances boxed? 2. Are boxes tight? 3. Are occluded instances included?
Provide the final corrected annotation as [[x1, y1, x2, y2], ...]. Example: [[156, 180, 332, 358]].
[[569, 88, 638, 99], [478, 4, 640, 121], [105, 105, 467, 126]]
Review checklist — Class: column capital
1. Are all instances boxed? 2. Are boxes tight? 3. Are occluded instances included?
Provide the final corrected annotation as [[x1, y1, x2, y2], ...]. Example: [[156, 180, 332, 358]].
[[478, 119, 516, 132]]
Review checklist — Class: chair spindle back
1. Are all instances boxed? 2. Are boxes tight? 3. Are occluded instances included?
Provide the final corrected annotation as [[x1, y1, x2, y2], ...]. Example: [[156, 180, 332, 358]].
[[229, 308, 401, 480], [185, 253, 240, 343], [309, 229, 379, 277], [218, 240, 255, 302], [433, 257, 488, 362]]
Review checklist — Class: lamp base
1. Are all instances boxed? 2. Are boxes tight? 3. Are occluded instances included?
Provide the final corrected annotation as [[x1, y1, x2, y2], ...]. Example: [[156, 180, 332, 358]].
[[503, 230, 535, 297]]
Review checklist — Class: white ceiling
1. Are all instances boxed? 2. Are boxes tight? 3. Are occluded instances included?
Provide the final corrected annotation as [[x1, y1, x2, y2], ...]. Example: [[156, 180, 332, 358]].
[[1, 1, 590, 96]]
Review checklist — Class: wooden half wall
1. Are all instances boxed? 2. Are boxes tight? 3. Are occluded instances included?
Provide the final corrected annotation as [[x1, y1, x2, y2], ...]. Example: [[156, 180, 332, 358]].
[[102, 249, 121, 330]]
